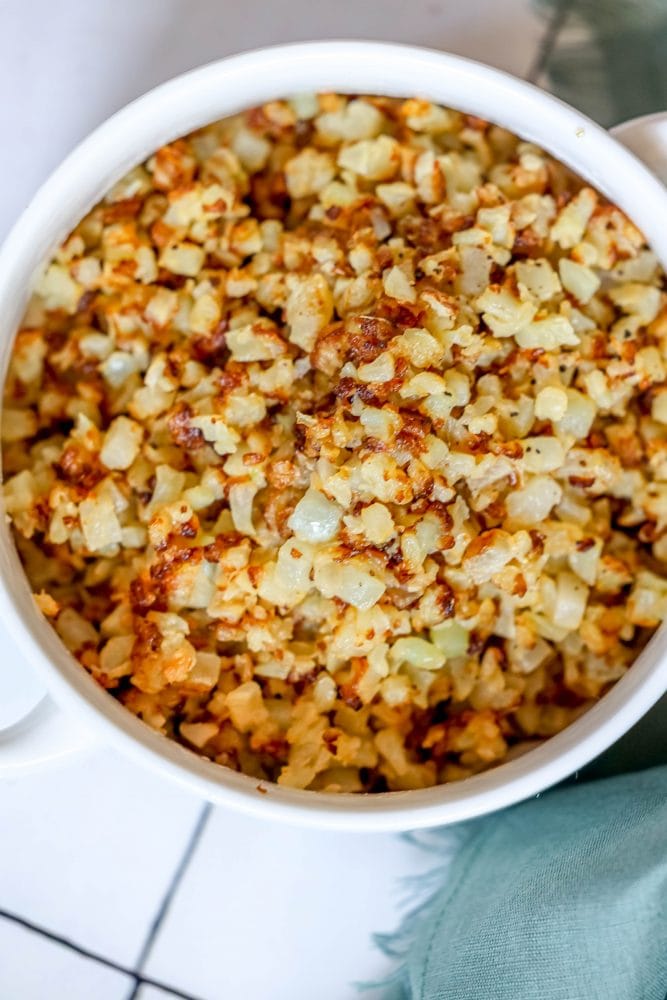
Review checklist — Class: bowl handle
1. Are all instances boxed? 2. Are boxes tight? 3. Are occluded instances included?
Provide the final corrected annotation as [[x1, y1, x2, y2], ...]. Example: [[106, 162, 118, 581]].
[[0, 626, 93, 773], [0, 693, 93, 773], [610, 112, 667, 183]]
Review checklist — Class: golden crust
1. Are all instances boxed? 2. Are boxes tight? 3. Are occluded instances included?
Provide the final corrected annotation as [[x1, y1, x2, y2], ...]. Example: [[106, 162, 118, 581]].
[[3, 95, 667, 793]]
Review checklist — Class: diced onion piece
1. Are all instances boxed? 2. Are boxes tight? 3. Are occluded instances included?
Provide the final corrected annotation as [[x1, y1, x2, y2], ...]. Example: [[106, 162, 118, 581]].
[[521, 437, 565, 474], [288, 488, 342, 543], [463, 530, 514, 585], [229, 482, 258, 537], [565, 536, 601, 587], [360, 503, 394, 545], [337, 135, 399, 180], [225, 681, 269, 733], [189, 415, 240, 456], [476, 285, 536, 338], [186, 651, 222, 690], [383, 265, 416, 303], [534, 386, 568, 422], [558, 258, 600, 304], [36, 263, 82, 313], [530, 617, 569, 644], [147, 465, 186, 516], [285, 274, 334, 352], [159, 242, 205, 277], [551, 571, 589, 631], [317, 100, 384, 142], [79, 494, 122, 552], [608, 282, 661, 324], [551, 188, 597, 249], [56, 608, 99, 651], [313, 673, 338, 711], [430, 621, 469, 658], [380, 674, 411, 706], [389, 637, 446, 671], [101, 351, 141, 388], [226, 323, 286, 361], [628, 576, 667, 626], [180, 722, 219, 748], [258, 541, 314, 608], [99, 635, 134, 675], [100, 416, 143, 471], [357, 352, 395, 383], [556, 389, 596, 439], [284, 149, 335, 198], [515, 259, 561, 301], [515, 315, 579, 350], [505, 636, 552, 674], [506, 475, 562, 526]]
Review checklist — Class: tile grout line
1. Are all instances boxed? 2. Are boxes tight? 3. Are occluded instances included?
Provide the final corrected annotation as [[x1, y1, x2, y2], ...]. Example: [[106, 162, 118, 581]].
[[125, 800, 213, 999], [0, 906, 198, 999], [525, 0, 574, 83]]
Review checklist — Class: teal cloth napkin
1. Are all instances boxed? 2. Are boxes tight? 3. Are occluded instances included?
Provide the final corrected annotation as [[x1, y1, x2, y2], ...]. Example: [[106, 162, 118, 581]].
[[380, 765, 667, 1000]]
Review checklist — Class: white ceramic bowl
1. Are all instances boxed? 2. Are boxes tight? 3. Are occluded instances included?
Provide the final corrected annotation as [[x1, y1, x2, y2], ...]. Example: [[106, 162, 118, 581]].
[[1, 41, 666, 831]]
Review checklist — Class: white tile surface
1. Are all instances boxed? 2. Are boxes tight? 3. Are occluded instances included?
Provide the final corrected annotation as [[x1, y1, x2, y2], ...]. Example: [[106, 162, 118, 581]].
[[0, 0, 545, 240], [0, 749, 202, 966], [0, 916, 132, 1000], [144, 809, 431, 1000]]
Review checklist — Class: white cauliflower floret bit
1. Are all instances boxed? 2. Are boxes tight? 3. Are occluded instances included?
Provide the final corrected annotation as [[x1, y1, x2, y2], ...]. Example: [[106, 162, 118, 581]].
[[551, 188, 597, 249], [316, 99, 384, 142], [535, 386, 568, 422], [506, 476, 562, 527], [79, 493, 123, 553], [337, 135, 400, 180], [100, 417, 143, 471], [284, 149, 335, 198], [285, 274, 334, 352], [189, 415, 240, 456], [558, 258, 600, 304], [159, 242, 205, 277], [314, 556, 385, 610]]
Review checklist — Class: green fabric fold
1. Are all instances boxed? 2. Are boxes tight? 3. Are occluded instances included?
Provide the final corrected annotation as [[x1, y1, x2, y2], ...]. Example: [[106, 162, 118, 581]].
[[380, 765, 667, 999]]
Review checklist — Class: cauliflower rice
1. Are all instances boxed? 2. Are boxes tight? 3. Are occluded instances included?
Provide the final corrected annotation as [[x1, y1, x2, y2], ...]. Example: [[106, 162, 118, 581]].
[[3, 94, 667, 793]]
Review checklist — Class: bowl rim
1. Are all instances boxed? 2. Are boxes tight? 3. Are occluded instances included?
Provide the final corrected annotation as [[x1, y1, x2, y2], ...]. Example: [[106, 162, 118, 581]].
[[1, 39, 667, 830]]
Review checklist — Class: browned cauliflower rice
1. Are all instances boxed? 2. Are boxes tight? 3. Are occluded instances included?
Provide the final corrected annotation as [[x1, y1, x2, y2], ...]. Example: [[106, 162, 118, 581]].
[[4, 94, 667, 792]]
